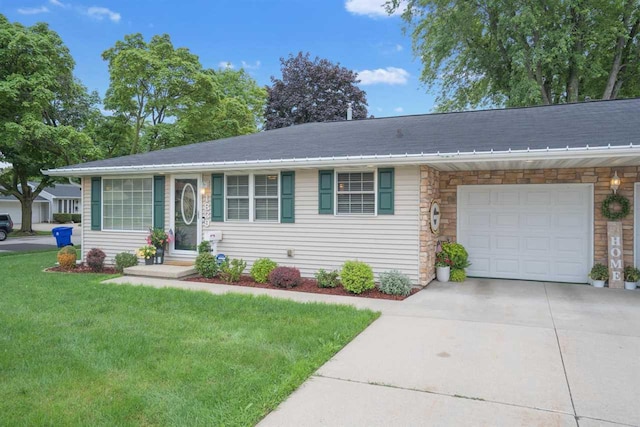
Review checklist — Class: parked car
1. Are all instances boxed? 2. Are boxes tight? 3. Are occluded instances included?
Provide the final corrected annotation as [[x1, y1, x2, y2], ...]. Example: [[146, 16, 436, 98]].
[[0, 213, 13, 241]]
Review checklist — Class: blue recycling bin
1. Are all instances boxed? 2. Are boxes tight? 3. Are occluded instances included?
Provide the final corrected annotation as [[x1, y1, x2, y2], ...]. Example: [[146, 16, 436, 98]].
[[52, 226, 73, 248]]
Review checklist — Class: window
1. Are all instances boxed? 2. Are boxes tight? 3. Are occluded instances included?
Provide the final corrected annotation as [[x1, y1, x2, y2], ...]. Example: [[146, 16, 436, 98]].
[[102, 178, 153, 231], [254, 174, 278, 221], [226, 175, 249, 220], [337, 172, 375, 215]]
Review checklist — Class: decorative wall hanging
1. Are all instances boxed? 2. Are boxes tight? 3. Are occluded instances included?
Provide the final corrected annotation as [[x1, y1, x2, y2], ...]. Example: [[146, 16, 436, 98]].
[[601, 193, 630, 221]]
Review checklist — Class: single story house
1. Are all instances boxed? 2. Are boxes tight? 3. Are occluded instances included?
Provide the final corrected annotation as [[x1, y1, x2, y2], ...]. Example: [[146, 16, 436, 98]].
[[47, 98, 640, 286], [0, 182, 81, 224]]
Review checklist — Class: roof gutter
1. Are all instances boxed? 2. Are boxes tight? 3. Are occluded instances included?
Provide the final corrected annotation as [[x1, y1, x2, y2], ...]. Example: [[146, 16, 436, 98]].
[[44, 144, 640, 177]]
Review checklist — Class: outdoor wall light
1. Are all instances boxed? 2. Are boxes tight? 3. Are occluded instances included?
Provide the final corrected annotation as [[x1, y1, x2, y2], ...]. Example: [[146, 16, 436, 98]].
[[611, 171, 621, 194]]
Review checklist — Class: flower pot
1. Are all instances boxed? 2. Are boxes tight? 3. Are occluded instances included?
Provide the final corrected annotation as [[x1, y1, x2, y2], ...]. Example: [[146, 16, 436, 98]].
[[624, 281, 637, 290], [154, 246, 165, 265], [145, 258, 154, 266], [436, 266, 450, 282], [592, 280, 606, 288]]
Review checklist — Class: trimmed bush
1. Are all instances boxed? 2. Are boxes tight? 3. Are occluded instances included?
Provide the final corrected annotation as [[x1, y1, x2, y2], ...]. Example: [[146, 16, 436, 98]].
[[53, 213, 72, 223], [450, 268, 466, 282], [86, 248, 106, 272], [315, 269, 340, 288], [441, 242, 471, 270], [195, 252, 218, 278], [197, 241, 212, 254], [71, 214, 81, 223], [269, 266, 301, 288], [378, 270, 412, 296], [250, 258, 278, 283], [57, 245, 77, 269], [114, 252, 138, 273], [340, 260, 375, 294], [219, 258, 247, 283]]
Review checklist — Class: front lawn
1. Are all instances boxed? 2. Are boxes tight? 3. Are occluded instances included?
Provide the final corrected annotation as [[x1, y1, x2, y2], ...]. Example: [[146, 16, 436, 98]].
[[0, 251, 379, 426]]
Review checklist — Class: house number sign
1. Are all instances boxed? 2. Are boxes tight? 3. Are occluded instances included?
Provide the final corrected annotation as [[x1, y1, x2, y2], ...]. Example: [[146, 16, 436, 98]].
[[607, 221, 623, 289], [430, 200, 441, 234], [202, 191, 211, 228]]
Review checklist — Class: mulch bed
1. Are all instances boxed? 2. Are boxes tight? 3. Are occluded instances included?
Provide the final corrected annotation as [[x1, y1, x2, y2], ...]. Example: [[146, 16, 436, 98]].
[[47, 265, 120, 274], [185, 275, 419, 300]]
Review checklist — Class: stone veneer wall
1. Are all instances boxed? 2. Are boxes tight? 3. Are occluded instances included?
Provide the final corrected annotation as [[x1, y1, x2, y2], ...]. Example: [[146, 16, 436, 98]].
[[419, 165, 440, 285], [436, 167, 639, 269]]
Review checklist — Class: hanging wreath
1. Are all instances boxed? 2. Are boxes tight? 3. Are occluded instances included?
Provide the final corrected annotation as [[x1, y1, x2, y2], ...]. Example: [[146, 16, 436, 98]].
[[601, 193, 630, 221]]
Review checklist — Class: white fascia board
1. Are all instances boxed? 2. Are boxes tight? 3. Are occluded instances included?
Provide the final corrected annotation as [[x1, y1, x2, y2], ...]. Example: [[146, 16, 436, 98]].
[[44, 144, 640, 177]]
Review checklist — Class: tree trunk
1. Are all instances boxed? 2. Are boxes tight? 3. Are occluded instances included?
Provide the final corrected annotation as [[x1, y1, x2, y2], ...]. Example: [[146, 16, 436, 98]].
[[19, 196, 34, 233]]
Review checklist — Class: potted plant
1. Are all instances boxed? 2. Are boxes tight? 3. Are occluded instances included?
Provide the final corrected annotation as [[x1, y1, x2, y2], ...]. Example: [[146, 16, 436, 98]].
[[146, 228, 171, 264], [589, 263, 608, 288], [138, 245, 157, 265], [435, 251, 452, 282], [623, 266, 639, 290]]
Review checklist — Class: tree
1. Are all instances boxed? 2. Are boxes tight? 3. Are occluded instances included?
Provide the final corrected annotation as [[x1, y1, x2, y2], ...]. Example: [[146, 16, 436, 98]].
[[388, 0, 640, 111], [0, 15, 98, 232], [102, 33, 220, 154], [265, 52, 368, 129]]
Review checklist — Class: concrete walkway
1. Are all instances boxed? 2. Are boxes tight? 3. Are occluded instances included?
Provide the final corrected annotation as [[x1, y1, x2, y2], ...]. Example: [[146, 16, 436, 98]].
[[104, 276, 640, 426]]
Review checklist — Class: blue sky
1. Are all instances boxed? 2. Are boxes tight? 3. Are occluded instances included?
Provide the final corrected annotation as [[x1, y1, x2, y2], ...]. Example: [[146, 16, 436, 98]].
[[2, 0, 436, 117]]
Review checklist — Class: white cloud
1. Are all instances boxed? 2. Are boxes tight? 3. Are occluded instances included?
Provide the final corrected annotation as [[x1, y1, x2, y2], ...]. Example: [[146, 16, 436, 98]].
[[357, 67, 409, 85], [395, 44, 403, 52], [218, 61, 235, 69], [86, 6, 121, 23], [17, 6, 49, 15], [49, 0, 70, 8], [241, 60, 261, 70], [394, 107, 404, 113], [345, 0, 403, 18]]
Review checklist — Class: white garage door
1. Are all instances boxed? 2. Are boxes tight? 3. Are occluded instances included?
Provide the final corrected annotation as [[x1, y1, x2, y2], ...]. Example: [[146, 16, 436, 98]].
[[0, 200, 43, 224], [458, 184, 592, 283]]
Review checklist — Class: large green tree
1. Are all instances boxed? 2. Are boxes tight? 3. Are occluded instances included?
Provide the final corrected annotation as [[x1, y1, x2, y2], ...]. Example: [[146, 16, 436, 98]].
[[388, 0, 640, 110], [0, 15, 98, 232]]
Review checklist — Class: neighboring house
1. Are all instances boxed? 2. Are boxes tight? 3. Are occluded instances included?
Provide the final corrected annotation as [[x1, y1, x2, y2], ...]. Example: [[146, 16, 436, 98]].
[[46, 98, 640, 286], [0, 183, 81, 224], [0, 191, 49, 224]]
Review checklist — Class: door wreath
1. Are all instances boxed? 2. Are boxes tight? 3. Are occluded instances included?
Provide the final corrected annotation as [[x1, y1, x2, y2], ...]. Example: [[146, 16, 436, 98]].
[[601, 193, 630, 220]]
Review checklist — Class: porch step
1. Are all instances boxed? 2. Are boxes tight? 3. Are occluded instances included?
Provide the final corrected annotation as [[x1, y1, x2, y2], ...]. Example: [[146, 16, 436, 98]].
[[123, 264, 197, 279]]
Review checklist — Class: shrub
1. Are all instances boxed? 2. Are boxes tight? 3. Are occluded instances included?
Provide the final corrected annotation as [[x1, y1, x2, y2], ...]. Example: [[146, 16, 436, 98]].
[[441, 242, 471, 270], [269, 266, 301, 288], [315, 269, 340, 288], [219, 258, 247, 283], [340, 260, 375, 294], [250, 258, 278, 283], [86, 248, 106, 272], [114, 252, 138, 273], [198, 241, 212, 254], [53, 213, 72, 223], [378, 270, 413, 296], [624, 266, 640, 282], [71, 214, 81, 223], [589, 263, 608, 281], [195, 252, 218, 278], [450, 268, 466, 282], [57, 245, 77, 269]]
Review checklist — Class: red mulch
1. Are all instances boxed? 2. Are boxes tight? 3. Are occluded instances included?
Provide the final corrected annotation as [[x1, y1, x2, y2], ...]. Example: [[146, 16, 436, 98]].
[[47, 264, 120, 274], [185, 275, 419, 300]]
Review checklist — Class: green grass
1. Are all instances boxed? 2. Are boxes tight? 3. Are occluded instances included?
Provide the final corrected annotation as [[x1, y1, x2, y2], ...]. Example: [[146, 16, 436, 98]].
[[0, 251, 379, 426], [8, 230, 52, 238]]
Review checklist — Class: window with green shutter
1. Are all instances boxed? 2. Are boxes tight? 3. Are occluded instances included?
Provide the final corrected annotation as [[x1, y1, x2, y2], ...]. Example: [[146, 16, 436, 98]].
[[318, 170, 334, 214], [153, 176, 165, 229], [211, 173, 224, 222], [377, 168, 394, 215], [281, 171, 295, 223], [90, 177, 101, 230]]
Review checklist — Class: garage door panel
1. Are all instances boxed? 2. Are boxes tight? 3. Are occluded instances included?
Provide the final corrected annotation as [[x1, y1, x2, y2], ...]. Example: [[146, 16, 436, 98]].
[[458, 184, 591, 283]]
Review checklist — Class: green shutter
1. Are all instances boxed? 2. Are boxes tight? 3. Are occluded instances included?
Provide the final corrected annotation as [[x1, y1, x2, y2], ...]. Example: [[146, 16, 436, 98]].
[[153, 176, 165, 229], [318, 170, 334, 214], [90, 177, 101, 230], [378, 168, 394, 215], [211, 173, 224, 222], [281, 171, 295, 223]]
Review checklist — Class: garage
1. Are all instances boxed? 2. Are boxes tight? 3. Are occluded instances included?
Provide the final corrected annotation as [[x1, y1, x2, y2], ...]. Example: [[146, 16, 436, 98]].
[[0, 199, 46, 224], [457, 184, 592, 283]]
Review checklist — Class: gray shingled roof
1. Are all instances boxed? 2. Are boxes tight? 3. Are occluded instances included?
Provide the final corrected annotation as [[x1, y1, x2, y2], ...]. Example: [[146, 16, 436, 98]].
[[37, 183, 81, 198], [57, 98, 640, 171]]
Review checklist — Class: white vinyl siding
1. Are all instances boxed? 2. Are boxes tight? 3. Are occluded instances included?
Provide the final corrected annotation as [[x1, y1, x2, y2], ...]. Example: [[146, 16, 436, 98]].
[[202, 166, 420, 284], [102, 178, 153, 231], [81, 177, 170, 264]]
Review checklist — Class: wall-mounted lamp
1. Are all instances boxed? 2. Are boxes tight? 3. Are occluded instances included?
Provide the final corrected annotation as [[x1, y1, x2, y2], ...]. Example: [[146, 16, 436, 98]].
[[200, 179, 209, 196], [611, 171, 621, 194]]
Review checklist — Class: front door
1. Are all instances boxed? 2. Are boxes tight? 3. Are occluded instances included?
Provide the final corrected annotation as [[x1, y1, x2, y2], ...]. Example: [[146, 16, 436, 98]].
[[173, 176, 200, 254]]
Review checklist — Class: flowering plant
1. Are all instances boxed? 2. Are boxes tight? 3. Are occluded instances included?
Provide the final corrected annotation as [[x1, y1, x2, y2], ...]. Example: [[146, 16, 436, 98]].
[[146, 228, 172, 247], [137, 245, 157, 259], [435, 250, 453, 268]]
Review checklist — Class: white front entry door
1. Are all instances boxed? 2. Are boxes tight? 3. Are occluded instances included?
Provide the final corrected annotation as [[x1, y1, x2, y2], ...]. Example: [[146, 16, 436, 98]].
[[457, 184, 592, 283]]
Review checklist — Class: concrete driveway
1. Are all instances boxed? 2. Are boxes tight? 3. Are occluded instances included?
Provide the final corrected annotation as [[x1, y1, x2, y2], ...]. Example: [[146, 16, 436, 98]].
[[0, 223, 81, 253], [259, 279, 640, 426]]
